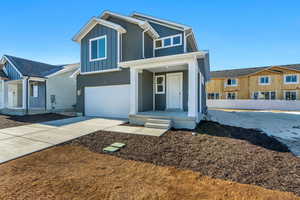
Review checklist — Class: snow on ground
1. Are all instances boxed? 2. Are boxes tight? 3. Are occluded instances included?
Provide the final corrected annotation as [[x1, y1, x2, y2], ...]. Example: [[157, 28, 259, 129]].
[[208, 109, 300, 156]]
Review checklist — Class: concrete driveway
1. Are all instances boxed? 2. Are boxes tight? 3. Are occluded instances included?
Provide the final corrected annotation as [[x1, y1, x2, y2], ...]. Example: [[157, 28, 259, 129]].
[[0, 117, 126, 164]]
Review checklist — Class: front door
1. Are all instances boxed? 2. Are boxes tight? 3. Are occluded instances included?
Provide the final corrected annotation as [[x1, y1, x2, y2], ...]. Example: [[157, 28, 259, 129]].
[[166, 72, 183, 110]]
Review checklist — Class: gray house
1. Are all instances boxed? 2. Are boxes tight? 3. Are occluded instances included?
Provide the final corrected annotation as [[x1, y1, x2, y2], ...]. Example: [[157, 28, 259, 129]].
[[0, 55, 79, 115], [73, 11, 210, 129]]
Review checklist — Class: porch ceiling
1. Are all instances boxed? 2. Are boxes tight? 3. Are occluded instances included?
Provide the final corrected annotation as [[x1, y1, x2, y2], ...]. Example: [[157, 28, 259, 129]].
[[147, 64, 188, 73]]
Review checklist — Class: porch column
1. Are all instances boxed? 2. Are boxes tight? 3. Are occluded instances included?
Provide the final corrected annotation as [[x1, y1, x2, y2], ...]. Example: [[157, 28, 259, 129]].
[[22, 78, 28, 109], [130, 68, 139, 115], [3, 81, 8, 108], [188, 60, 198, 118], [1, 80, 5, 108]]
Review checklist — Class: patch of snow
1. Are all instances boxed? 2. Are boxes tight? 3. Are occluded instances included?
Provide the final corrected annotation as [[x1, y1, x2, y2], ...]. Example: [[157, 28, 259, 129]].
[[208, 109, 300, 156]]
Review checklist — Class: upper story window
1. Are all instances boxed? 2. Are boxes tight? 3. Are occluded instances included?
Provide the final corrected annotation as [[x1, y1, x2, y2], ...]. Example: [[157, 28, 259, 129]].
[[225, 78, 237, 87], [259, 76, 270, 85], [284, 74, 299, 84], [89, 35, 107, 62], [154, 34, 182, 50]]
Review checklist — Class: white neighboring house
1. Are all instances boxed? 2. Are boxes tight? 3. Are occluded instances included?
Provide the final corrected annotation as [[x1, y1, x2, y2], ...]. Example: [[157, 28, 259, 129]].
[[0, 55, 79, 115]]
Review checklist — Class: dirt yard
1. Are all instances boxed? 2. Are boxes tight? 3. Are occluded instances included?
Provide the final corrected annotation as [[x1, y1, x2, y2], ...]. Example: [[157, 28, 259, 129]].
[[0, 145, 299, 200], [0, 114, 71, 129], [68, 121, 300, 196]]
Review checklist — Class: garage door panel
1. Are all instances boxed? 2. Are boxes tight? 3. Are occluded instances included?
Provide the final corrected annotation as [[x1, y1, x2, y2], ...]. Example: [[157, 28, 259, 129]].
[[85, 85, 130, 118]]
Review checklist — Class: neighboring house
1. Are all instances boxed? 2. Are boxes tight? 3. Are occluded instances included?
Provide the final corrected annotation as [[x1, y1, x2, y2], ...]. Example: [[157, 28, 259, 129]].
[[0, 55, 79, 115], [207, 64, 300, 100], [72, 11, 210, 129]]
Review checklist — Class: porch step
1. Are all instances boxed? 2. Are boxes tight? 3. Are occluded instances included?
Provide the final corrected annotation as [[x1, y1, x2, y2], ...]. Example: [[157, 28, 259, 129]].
[[144, 118, 172, 129]]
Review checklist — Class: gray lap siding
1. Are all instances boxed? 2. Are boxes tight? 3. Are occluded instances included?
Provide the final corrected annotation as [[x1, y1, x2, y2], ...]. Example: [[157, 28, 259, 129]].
[[80, 24, 118, 73]]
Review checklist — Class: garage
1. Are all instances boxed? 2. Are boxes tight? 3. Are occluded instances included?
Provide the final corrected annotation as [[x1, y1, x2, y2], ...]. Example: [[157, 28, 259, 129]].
[[84, 84, 130, 118]]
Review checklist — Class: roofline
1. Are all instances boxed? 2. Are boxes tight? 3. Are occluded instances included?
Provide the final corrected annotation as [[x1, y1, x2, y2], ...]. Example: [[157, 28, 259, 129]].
[[46, 63, 80, 78], [72, 17, 127, 42], [131, 12, 192, 31], [120, 51, 207, 67], [100, 11, 159, 39], [1, 55, 24, 78], [211, 65, 300, 79]]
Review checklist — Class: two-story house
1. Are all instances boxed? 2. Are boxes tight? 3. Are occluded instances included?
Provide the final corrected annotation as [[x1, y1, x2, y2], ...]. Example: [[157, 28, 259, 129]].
[[207, 64, 300, 101], [72, 11, 210, 129]]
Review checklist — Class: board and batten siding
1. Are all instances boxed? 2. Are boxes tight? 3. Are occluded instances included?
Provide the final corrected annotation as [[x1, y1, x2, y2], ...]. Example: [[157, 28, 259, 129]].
[[107, 16, 144, 62], [3, 62, 21, 80], [29, 81, 46, 108], [81, 24, 118, 73], [149, 22, 185, 57]]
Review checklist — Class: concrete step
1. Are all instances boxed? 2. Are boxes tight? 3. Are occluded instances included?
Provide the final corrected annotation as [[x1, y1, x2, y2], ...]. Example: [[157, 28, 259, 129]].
[[145, 122, 170, 129], [147, 118, 171, 124]]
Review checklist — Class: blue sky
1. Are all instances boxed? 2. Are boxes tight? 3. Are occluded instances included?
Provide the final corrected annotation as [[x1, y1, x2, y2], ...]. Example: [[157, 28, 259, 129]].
[[0, 0, 299, 71]]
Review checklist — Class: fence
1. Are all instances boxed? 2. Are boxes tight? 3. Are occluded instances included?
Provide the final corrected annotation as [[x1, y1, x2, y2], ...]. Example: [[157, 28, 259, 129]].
[[207, 99, 300, 111]]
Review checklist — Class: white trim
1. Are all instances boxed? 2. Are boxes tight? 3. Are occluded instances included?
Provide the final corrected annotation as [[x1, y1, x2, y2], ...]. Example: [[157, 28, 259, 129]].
[[224, 78, 238, 87], [131, 12, 191, 30], [155, 75, 165, 94], [154, 34, 182, 50], [153, 72, 156, 110], [101, 11, 159, 39], [284, 74, 299, 84], [89, 35, 107, 62], [142, 30, 145, 58], [117, 32, 120, 63], [188, 60, 198, 117], [166, 72, 183, 110], [2, 56, 23, 78], [47, 63, 80, 78], [284, 90, 298, 100], [184, 31, 187, 53], [130, 68, 139, 115], [258, 75, 271, 85], [80, 68, 121, 75], [226, 92, 237, 100], [120, 51, 206, 68], [72, 17, 126, 42], [28, 77, 46, 82]]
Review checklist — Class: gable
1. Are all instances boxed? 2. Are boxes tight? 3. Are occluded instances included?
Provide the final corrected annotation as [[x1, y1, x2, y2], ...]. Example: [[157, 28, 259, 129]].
[[81, 24, 118, 73], [3, 61, 22, 80], [148, 21, 183, 38]]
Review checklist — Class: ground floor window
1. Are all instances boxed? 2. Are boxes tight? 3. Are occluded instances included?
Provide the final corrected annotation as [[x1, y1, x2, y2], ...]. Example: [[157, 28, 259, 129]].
[[208, 93, 220, 99], [226, 92, 236, 99], [253, 91, 276, 100], [285, 91, 297, 100]]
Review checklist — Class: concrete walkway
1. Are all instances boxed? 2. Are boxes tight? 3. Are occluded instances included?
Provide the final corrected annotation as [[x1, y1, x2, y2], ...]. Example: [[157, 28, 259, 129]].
[[0, 117, 126, 164]]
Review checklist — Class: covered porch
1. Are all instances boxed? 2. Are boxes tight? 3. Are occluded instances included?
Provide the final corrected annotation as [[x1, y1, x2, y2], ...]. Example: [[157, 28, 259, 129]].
[[1, 78, 47, 115], [120, 52, 208, 129]]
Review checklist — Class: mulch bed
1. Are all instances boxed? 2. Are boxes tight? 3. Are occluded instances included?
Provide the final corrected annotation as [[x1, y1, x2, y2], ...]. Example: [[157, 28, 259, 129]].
[[68, 120, 300, 196], [0, 114, 72, 129]]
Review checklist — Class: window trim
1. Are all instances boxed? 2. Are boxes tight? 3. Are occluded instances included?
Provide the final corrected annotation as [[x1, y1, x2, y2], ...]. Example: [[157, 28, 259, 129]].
[[226, 92, 237, 100], [208, 92, 220, 100], [155, 75, 165, 94], [154, 34, 182, 50], [89, 35, 107, 62], [253, 91, 276, 100], [284, 90, 298, 101], [284, 74, 299, 84], [259, 76, 271, 85], [225, 78, 238, 87]]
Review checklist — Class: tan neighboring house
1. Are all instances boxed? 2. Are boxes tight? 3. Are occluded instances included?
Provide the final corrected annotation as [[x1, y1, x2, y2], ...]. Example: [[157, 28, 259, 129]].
[[207, 64, 300, 101]]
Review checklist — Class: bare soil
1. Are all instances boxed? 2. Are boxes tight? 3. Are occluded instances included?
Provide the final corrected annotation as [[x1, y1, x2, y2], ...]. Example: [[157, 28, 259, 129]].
[[0, 145, 299, 200], [68, 121, 300, 196], [0, 114, 71, 129]]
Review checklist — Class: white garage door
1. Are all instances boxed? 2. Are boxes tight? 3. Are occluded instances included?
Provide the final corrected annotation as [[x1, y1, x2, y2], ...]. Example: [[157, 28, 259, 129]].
[[85, 84, 130, 118]]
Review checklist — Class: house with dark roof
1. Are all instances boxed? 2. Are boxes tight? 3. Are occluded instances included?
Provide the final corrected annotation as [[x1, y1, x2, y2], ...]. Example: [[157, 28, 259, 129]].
[[72, 11, 210, 129], [207, 64, 300, 101], [0, 55, 79, 115]]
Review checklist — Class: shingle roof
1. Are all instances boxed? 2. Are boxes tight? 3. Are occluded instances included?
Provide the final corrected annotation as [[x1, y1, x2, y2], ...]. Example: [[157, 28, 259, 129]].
[[211, 64, 300, 78], [4, 55, 64, 78]]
